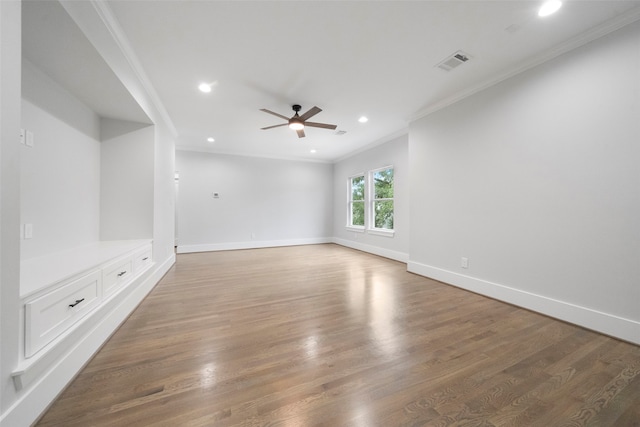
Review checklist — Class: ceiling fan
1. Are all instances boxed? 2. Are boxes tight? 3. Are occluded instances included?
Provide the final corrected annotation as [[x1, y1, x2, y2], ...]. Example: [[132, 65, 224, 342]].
[[260, 104, 337, 138]]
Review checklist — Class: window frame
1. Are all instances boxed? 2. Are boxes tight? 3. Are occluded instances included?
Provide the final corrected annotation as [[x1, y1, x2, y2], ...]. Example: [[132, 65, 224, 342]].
[[345, 166, 395, 237], [368, 165, 394, 236], [346, 173, 366, 231]]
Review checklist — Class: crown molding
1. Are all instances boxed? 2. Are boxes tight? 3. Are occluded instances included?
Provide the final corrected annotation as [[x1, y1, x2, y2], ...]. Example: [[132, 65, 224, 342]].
[[175, 145, 334, 165]]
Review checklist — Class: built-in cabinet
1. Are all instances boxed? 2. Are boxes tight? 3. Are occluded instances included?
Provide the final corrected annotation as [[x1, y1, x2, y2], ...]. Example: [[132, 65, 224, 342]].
[[13, 1, 156, 393], [21, 240, 152, 361], [1, 2, 175, 425]]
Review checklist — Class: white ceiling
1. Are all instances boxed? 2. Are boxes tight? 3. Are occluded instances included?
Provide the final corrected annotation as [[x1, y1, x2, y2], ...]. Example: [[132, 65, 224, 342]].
[[22, 1, 640, 162]]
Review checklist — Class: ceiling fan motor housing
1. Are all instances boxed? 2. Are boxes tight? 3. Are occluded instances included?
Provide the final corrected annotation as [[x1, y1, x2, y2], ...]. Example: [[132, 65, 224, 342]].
[[289, 105, 304, 129]]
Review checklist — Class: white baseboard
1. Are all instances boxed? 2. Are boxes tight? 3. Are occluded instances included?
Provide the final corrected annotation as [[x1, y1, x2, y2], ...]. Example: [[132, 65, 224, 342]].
[[177, 237, 333, 254], [407, 260, 640, 345], [0, 254, 175, 427], [332, 238, 409, 263]]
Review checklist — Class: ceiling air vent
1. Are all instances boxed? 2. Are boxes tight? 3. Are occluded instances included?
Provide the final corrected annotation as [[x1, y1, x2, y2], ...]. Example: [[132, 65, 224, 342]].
[[436, 50, 471, 72]]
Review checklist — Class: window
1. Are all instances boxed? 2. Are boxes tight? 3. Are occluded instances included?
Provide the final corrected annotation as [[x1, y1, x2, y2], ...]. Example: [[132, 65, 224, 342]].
[[348, 174, 365, 227], [370, 167, 394, 231], [346, 166, 394, 234]]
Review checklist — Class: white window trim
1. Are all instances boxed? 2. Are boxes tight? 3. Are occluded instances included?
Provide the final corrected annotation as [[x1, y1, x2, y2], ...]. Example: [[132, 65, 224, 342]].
[[345, 167, 395, 236], [367, 165, 394, 234], [368, 228, 395, 237], [346, 172, 366, 229]]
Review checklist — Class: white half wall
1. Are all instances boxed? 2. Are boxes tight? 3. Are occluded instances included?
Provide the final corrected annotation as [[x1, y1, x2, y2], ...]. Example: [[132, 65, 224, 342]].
[[176, 151, 333, 252], [408, 21, 640, 344], [332, 134, 409, 262]]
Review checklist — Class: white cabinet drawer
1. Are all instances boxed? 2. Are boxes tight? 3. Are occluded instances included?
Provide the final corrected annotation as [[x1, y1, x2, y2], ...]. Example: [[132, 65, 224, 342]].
[[103, 257, 133, 297], [25, 270, 101, 358], [133, 247, 152, 272]]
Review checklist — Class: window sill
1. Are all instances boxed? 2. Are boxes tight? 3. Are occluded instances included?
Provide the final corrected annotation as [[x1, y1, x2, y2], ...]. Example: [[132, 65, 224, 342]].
[[345, 226, 365, 233], [367, 228, 395, 237]]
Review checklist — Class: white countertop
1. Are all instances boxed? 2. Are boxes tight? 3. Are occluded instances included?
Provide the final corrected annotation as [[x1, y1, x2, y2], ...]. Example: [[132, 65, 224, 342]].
[[20, 239, 152, 299]]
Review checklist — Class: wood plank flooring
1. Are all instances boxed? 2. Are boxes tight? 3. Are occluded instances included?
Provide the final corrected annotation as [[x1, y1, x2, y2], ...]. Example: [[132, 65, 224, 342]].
[[36, 244, 640, 426]]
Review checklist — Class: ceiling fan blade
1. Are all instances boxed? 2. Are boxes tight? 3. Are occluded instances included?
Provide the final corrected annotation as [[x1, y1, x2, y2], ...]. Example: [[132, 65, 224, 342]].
[[299, 106, 322, 121], [261, 123, 288, 130], [260, 108, 290, 121], [296, 129, 306, 138], [305, 121, 337, 130]]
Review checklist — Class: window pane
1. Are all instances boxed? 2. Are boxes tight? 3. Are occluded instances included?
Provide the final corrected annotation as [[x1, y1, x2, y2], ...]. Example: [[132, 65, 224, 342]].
[[351, 201, 365, 226], [374, 200, 394, 229], [351, 176, 365, 201], [373, 168, 393, 199]]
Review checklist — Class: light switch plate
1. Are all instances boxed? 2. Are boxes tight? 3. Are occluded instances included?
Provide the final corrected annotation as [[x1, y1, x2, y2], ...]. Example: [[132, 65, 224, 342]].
[[26, 130, 34, 147], [20, 129, 26, 145], [24, 223, 33, 239]]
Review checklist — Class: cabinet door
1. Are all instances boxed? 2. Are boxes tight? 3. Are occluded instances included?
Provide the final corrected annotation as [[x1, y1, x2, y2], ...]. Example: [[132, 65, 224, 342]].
[[25, 270, 101, 358]]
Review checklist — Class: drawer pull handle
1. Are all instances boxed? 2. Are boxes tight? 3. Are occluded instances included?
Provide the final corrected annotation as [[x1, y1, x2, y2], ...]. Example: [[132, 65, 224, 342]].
[[69, 298, 85, 308], [142, 257, 149, 261], [117, 271, 127, 277]]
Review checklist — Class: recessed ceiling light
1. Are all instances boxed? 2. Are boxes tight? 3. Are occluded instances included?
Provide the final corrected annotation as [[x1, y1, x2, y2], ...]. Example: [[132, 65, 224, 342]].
[[358, 116, 369, 123], [199, 81, 219, 93], [207, 137, 215, 142], [538, 0, 562, 17], [198, 83, 212, 93], [310, 149, 317, 154]]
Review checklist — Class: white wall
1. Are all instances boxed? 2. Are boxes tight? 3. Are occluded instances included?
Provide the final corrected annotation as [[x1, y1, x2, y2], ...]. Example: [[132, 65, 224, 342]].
[[20, 100, 101, 259], [100, 118, 154, 241], [176, 151, 333, 252], [21, 59, 101, 260], [0, 0, 22, 417], [21, 59, 101, 140], [408, 21, 640, 344], [333, 135, 409, 262]]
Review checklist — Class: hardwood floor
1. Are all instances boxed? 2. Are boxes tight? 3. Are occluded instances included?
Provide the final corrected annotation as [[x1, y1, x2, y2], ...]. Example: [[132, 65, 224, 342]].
[[36, 244, 640, 426]]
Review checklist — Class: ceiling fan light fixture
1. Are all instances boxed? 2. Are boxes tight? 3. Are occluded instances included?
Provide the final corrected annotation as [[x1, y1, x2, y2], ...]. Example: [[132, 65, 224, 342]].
[[289, 118, 304, 130], [198, 82, 212, 93]]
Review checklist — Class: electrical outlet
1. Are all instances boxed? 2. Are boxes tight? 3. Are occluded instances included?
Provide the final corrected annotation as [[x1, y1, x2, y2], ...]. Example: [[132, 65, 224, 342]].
[[461, 257, 469, 269]]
